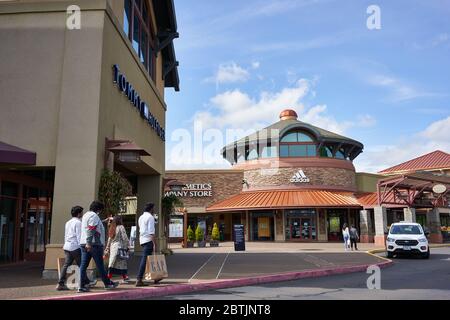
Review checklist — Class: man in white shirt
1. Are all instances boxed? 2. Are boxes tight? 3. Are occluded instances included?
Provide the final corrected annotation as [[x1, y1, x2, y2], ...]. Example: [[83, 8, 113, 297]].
[[77, 201, 119, 293], [136, 202, 156, 287], [56, 206, 91, 290]]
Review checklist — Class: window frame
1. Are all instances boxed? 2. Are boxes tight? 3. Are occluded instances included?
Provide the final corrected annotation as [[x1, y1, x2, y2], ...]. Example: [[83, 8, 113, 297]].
[[279, 130, 317, 158], [124, 0, 157, 81]]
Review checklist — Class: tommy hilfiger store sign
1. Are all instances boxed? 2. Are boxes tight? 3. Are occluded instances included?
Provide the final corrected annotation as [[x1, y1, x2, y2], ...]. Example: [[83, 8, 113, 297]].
[[113, 64, 165, 141]]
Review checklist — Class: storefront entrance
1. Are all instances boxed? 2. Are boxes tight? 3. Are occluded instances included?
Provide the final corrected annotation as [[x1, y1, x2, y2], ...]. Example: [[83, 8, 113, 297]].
[[0, 170, 54, 263], [327, 209, 348, 242], [250, 211, 274, 241], [285, 209, 317, 241]]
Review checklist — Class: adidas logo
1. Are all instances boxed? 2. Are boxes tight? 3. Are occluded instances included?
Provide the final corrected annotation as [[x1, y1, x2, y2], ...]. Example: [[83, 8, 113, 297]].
[[290, 170, 310, 183]]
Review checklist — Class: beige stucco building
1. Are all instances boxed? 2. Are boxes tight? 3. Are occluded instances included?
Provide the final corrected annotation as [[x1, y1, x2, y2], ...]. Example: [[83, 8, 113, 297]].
[[0, 0, 179, 277]]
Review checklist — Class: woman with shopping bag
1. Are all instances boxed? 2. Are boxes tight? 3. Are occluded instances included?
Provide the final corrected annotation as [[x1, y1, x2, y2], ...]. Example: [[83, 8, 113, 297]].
[[103, 215, 131, 283]]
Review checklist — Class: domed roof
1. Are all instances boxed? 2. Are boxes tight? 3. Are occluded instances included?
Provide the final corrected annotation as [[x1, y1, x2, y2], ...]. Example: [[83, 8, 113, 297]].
[[221, 108, 364, 163], [279, 109, 298, 121]]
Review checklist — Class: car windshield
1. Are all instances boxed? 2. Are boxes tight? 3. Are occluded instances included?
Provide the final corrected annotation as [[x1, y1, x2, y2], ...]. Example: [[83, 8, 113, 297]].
[[390, 225, 422, 235]]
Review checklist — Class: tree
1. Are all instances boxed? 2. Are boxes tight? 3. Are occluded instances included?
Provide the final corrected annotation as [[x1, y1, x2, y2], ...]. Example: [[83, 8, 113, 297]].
[[161, 194, 183, 217], [195, 224, 204, 242], [212, 223, 220, 241], [187, 225, 195, 242], [98, 169, 132, 219]]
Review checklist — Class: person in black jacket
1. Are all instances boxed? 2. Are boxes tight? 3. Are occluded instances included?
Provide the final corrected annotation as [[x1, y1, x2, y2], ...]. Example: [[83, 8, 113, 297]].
[[349, 225, 359, 251]]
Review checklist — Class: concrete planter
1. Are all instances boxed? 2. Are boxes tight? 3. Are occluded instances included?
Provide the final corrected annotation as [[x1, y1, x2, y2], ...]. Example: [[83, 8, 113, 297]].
[[186, 241, 194, 248], [210, 240, 220, 247], [197, 241, 206, 248]]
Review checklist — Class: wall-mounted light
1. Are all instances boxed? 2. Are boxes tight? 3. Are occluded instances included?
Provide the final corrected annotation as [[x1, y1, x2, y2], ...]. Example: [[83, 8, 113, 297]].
[[106, 139, 151, 164]]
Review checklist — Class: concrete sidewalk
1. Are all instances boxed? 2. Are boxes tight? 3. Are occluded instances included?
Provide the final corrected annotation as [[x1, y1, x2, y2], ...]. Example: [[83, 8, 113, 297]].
[[0, 242, 391, 300]]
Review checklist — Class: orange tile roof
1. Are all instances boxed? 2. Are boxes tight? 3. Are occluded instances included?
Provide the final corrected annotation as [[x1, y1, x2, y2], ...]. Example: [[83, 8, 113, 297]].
[[378, 150, 450, 175], [206, 190, 362, 212]]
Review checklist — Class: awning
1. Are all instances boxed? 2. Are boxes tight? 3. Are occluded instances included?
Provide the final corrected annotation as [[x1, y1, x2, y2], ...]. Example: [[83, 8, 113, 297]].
[[0, 141, 36, 165], [207, 190, 362, 212]]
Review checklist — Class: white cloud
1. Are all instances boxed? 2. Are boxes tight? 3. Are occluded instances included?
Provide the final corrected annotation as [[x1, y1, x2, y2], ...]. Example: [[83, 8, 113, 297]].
[[338, 59, 443, 103], [205, 62, 250, 85], [251, 61, 261, 69], [195, 79, 310, 130], [367, 74, 439, 102], [356, 114, 377, 127], [354, 116, 450, 173], [420, 116, 450, 142], [193, 78, 372, 134], [431, 33, 450, 47], [249, 0, 330, 18], [251, 32, 349, 53], [413, 33, 450, 50]]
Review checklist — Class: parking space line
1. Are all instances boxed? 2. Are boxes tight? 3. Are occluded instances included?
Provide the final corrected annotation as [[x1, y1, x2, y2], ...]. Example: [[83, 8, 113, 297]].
[[188, 253, 217, 282], [215, 251, 231, 279]]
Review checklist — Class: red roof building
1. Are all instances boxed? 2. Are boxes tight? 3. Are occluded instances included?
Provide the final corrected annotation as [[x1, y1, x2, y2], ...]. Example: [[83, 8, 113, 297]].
[[378, 150, 450, 175]]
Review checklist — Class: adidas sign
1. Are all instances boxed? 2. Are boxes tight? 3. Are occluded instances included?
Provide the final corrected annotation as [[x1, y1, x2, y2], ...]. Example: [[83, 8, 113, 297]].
[[290, 170, 310, 183]]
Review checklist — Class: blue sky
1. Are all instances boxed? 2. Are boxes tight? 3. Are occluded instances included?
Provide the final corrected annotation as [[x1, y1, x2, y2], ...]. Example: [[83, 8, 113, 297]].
[[164, 0, 450, 172]]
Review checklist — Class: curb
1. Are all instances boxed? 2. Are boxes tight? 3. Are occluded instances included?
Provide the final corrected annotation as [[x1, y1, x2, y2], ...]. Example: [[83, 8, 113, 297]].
[[35, 258, 393, 300]]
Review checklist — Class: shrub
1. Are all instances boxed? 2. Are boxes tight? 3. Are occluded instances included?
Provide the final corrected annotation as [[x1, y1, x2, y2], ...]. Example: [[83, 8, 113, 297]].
[[212, 223, 220, 241], [195, 225, 204, 242], [187, 225, 195, 242]]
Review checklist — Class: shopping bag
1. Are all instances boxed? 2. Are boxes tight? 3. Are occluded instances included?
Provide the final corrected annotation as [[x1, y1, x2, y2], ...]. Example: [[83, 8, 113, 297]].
[[144, 254, 168, 281]]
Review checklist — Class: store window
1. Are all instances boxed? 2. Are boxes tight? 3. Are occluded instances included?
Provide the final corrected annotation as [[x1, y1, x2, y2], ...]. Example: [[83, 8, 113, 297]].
[[247, 148, 258, 161], [250, 212, 274, 241], [261, 145, 277, 158], [123, 0, 156, 80], [319, 146, 333, 158], [280, 130, 316, 158]]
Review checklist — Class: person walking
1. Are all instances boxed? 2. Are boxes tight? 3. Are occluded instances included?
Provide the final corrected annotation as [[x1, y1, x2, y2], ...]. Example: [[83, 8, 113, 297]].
[[349, 225, 359, 251], [104, 215, 130, 283], [77, 201, 119, 293], [342, 223, 350, 251], [136, 203, 156, 287], [56, 206, 95, 290]]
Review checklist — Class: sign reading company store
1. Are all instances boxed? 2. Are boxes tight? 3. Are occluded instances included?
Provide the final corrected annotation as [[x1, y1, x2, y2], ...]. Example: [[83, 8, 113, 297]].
[[113, 64, 165, 140], [165, 183, 213, 198]]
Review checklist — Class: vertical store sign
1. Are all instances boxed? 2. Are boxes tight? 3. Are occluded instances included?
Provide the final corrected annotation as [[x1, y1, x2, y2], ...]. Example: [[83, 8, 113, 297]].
[[233, 224, 246, 251], [112, 64, 165, 141]]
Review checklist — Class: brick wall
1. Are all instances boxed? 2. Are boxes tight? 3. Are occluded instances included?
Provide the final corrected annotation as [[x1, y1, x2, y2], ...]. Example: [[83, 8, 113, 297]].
[[165, 170, 244, 208], [243, 167, 356, 191]]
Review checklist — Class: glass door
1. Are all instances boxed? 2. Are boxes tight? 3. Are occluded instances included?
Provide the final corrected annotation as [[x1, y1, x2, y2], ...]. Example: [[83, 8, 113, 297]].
[[24, 200, 50, 261], [0, 196, 18, 263], [301, 218, 312, 240], [290, 218, 301, 239]]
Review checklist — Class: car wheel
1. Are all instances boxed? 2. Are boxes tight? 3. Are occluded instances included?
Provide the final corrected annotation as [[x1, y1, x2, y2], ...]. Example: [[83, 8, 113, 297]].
[[387, 251, 393, 258], [422, 249, 430, 259]]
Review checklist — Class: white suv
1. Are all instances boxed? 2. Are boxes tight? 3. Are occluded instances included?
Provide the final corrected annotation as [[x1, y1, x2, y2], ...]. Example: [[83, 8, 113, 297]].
[[386, 222, 430, 259]]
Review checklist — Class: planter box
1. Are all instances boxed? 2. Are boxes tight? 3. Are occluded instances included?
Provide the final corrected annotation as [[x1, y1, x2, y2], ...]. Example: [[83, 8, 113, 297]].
[[210, 240, 219, 247], [197, 241, 206, 248], [186, 241, 194, 248]]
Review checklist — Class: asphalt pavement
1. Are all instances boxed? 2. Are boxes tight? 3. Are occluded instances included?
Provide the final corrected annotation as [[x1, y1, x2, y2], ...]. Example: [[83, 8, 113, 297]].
[[149, 247, 450, 300], [0, 249, 384, 300]]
